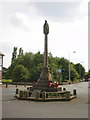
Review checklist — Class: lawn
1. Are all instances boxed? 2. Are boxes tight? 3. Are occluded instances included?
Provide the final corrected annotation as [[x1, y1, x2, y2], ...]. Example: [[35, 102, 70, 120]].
[[2, 79, 12, 83]]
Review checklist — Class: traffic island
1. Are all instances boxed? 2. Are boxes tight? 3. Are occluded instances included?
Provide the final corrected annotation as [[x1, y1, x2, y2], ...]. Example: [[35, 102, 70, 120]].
[[15, 87, 77, 101]]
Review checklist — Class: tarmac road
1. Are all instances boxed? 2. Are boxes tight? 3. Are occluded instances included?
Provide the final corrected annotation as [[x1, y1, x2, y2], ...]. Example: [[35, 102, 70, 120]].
[[2, 82, 89, 118]]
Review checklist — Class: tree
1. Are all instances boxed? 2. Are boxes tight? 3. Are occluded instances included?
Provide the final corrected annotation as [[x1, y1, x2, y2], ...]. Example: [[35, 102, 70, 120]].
[[4, 47, 85, 83], [33, 51, 43, 66], [22, 52, 34, 69], [56, 57, 69, 81], [29, 52, 43, 82], [18, 48, 23, 57], [2, 67, 8, 79], [87, 70, 90, 76], [74, 63, 85, 79], [30, 63, 42, 82], [12, 64, 29, 82], [2, 67, 12, 79], [11, 47, 17, 63], [48, 56, 58, 81], [55, 57, 79, 81], [70, 64, 79, 81]]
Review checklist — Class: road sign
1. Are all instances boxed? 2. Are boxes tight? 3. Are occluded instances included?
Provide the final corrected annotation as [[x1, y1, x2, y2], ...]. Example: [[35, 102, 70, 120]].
[[58, 69, 62, 73]]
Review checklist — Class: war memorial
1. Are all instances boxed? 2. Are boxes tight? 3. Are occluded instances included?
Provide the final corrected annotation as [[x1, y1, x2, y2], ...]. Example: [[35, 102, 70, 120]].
[[15, 20, 77, 101]]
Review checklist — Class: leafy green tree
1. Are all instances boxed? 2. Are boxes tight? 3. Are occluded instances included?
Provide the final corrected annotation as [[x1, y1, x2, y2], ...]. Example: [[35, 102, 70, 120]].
[[70, 64, 79, 81], [2, 67, 8, 79], [56, 57, 69, 81], [30, 63, 42, 82], [33, 51, 43, 66], [11, 47, 17, 63], [29, 52, 43, 82], [12, 64, 29, 82], [87, 70, 90, 76], [18, 48, 23, 57], [22, 52, 34, 69], [4, 47, 85, 83], [48, 56, 58, 81], [74, 63, 85, 79], [56, 57, 79, 81], [3, 67, 12, 79]]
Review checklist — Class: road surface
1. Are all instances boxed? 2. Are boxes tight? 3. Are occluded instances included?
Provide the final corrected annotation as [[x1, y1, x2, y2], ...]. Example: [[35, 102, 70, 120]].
[[1, 82, 89, 118]]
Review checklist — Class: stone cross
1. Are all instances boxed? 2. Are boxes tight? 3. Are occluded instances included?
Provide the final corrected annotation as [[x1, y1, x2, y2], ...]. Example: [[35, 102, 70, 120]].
[[43, 20, 49, 67], [32, 20, 52, 91]]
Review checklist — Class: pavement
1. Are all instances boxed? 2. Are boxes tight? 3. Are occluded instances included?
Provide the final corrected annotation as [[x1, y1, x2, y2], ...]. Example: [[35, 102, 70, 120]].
[[1, 82, 89, 118]]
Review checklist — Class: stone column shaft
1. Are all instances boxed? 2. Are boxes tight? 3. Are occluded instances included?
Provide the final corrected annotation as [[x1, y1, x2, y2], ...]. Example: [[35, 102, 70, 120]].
[[44, 34, 48, 67]]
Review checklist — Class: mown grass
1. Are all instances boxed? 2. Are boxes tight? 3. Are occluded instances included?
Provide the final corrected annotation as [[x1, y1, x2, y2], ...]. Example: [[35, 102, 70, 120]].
[[2, 79, 12, 83]]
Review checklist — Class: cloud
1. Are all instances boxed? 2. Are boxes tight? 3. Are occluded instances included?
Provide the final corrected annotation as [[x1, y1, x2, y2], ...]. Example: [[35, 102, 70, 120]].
[[0, 41, 13, 68], [0, 41, 13, 54], [0, 1, 88, 71], [10, 12, 30, 31], [27, 1, 88, 23], [28, 2, 81, 23]]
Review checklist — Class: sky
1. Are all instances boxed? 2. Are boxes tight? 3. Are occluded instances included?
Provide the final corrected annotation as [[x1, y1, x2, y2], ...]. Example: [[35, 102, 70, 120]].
[[0, 0, 88, 71]]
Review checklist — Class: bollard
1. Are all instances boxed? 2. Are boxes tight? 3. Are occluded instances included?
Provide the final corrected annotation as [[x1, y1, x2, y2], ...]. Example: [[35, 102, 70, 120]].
[[16, 88, 19, 94], [63, 88, 66, 91], [30, 87, 33, 91], [73, 89, 77, 96], [6, 82, 8, 88], [69, 82, 71, 85], [27, 87, 30, 90], [42, 91, 46, 100]]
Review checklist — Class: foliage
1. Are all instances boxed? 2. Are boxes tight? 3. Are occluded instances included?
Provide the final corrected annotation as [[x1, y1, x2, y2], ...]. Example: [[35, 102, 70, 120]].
[[11, 47, 17, 63], [70, 64, 79, 81], [18, 48, 23, 57], [12, 64, 29, 82], [4, 47, 86, 82], [74, 63, 85, 79], [2, 67, 12, 79], [84, 70, 90, 80], [87, 70, 90, 76], [2, 67, 8, 78]]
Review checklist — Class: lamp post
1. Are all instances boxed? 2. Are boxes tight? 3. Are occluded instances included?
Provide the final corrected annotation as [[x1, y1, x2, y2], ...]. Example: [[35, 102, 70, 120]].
[[0, 52, 5, 84], [68, 51, 76, 83]]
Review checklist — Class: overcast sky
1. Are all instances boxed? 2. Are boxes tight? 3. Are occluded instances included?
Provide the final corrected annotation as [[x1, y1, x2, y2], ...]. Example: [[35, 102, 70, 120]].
[[0, 0, 88, 71]]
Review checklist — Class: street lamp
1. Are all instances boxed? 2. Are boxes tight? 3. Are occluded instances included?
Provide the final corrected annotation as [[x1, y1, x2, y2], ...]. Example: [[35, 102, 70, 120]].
[[0, 52, 5, 84], [68, 51, 76, 83]]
